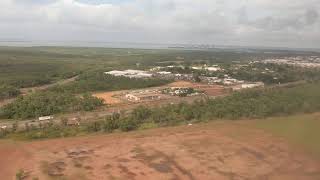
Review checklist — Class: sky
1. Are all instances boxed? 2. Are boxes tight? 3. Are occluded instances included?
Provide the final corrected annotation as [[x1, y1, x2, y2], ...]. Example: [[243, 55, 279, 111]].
[[0, 0, 319, 48]]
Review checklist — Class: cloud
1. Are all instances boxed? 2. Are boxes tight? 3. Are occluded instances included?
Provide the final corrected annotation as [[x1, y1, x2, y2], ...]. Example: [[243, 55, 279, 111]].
[[0, 0, 319, 48]]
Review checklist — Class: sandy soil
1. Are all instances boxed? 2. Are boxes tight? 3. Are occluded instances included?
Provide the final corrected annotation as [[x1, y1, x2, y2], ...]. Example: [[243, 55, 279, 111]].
[[1, 121, 319, 180]]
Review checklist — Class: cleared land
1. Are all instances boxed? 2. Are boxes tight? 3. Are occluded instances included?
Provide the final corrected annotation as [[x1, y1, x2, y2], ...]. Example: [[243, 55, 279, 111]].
[[1, 114, 320, 180], [254, 113, 320, 157], [93, 81, 227, 106]]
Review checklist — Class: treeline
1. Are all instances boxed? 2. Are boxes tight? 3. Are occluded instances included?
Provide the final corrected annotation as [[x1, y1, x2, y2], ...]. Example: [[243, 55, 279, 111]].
[[0, 85, 20, 100], [0, 58, 81, 89], [0, 92, 103, 119], [50, 72, 172, 93], [99, 82, 320, 132], [2, 82, 320, 140]]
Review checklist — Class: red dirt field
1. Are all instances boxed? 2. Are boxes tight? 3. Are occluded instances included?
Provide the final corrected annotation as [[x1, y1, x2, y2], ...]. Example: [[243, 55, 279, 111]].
[[93, 91, 125, 105], [1, 121, 320, 180], [93, 81, 227, 105]]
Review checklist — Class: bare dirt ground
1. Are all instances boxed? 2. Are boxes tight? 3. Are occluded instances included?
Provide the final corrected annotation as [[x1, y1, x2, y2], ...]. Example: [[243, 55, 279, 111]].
[[93, 81, 227, 106], [93, 91, 125, 105], [1, 121, 319, 180]]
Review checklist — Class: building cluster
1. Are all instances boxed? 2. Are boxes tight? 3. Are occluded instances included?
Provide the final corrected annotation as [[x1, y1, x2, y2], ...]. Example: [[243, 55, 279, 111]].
[[106, 64, 225, 81], [105, 70, 153, 78], [263, 56, 320, 68], [124, 86, 200, 102], [232, 82, 265, 91], [162, 87, 199, 97], [106, 65, 265, 95], [191, 65, 222, 72], [199, 75, 264, 90], [200, 75, 245, 85]]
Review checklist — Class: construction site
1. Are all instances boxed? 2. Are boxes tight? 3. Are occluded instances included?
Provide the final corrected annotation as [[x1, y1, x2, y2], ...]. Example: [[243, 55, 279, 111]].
[[93, 81, 227, 107]]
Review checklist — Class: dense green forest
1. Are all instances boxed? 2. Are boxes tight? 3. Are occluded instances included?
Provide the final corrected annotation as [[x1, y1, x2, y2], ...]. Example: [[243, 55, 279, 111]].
[[50, 72, 172, 93], [2, 82, 320, 139], [0, 48, 84, 88], [0, 92, 103, 119]]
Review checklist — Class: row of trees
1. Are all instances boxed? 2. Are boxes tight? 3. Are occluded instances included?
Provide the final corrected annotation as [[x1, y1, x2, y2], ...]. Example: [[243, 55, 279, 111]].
[[101, 82, 320, 132], [0, 92, 103, 119], [50, 72, 172, 93], [3, 82, 319, 140]]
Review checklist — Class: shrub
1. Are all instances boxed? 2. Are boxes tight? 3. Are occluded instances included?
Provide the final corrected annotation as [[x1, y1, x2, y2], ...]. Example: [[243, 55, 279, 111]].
[[119, 118, 139, 132], [0, 84, 20, 100], [103, 114, 120, 132]]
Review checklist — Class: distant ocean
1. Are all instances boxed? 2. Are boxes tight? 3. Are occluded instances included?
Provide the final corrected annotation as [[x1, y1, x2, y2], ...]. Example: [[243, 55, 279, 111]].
[[0, 40, 318, 52]]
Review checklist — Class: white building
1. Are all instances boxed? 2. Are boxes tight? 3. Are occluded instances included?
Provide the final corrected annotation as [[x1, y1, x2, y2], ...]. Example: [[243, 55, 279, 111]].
[[241, 82, 265, 89], [205, 67, 221, 72], [157, 71, 172, 75], [126, 92, 162, 102], [39, 116, 54, 121], [191, 66, 203, 70], [105, 70, 153, 78]]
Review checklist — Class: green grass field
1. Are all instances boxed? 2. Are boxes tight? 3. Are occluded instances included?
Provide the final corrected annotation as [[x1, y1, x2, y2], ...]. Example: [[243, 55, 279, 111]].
[[255, 113, 320, 157]]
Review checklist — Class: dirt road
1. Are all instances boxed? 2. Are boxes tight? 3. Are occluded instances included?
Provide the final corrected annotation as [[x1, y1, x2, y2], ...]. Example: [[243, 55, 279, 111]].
[[1, 121, 319, 180], [20, 75, 79, 95]]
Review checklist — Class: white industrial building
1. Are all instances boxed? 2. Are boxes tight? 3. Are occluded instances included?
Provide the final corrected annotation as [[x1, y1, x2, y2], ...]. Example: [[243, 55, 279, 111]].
[[105, 70, 153, 78], [126, 92, 162, 102]]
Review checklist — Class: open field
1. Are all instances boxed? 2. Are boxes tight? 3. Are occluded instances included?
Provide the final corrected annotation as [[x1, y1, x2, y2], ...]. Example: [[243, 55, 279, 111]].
[[254, 113, 320, 157], [1, 113, 320, 180]]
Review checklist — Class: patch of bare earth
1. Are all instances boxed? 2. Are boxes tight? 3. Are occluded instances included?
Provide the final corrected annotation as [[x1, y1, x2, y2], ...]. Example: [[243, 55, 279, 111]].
[[93, 91, 124, 105], [0, 121, 320, 180]]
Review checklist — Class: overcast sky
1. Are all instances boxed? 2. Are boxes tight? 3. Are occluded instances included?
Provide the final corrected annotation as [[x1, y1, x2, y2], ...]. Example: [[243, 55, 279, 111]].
[[0, 0, 319, 48]]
